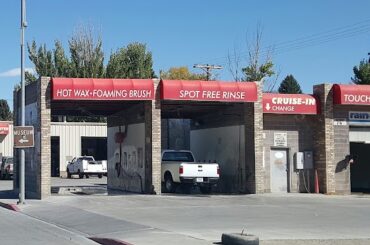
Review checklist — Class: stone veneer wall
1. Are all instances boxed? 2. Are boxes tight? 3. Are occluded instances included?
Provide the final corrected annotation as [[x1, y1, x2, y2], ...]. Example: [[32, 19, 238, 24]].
[[13, 77, 51, 199], [144, 79, 161, 194], [313, 84, 336, 194], [244, 81, 264, 194]]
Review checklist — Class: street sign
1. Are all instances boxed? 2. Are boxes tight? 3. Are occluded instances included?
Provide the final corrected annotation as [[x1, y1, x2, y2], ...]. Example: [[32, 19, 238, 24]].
[[14, 126, 34, 148]]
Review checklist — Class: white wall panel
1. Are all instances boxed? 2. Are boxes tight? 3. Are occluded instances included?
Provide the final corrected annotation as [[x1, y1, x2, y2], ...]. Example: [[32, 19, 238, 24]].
[[0, 122, 14, 157], [349, 127, 370, 143], [51, 122, 107, 171]]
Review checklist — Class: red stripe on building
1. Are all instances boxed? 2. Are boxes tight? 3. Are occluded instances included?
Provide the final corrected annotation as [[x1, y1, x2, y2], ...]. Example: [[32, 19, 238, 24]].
[[0, 123, 9, 135], [51, 78, 154, 101], [161, 80, 257, 102], [263, 93, 319, 114], [333, 84, 370, 105]]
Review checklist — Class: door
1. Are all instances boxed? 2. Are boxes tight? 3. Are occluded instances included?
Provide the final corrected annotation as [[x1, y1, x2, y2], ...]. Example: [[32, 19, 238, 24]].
[[51, 137, 60, 177], [270, 149, 288, 193]]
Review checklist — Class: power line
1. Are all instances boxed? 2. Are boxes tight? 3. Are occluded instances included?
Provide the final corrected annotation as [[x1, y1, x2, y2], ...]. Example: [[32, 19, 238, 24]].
[[195, 19, 370, 66]]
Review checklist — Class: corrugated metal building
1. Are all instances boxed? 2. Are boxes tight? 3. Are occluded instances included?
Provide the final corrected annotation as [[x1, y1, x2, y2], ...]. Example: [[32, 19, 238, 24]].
[[51, 122, 107, 176], [1, 121, 107, 176], [0, 121, 13, 157]]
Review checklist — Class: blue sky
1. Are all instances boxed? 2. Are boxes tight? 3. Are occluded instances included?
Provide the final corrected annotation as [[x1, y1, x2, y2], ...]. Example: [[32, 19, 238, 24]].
[[1, 1, 370, 108]]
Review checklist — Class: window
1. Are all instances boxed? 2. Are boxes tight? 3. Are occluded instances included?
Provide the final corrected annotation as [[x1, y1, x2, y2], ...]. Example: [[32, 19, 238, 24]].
[[162, 152, 194, 162]]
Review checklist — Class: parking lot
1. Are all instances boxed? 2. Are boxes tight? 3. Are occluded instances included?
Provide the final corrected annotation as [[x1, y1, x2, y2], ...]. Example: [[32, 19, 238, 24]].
[[12, 192, 370, 245]]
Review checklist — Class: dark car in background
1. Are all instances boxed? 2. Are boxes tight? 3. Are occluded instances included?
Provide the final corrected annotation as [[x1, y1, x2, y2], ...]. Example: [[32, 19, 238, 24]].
[[1, 157, 13, 179]]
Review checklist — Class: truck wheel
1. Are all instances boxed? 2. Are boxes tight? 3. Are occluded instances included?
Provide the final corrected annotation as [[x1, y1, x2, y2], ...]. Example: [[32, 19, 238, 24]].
[[200, 185, 212, 194], [78, 170, 84, 179], [67, 169, 71, 179], [164, 175, 176, 193], [98, 174, 102, 178]]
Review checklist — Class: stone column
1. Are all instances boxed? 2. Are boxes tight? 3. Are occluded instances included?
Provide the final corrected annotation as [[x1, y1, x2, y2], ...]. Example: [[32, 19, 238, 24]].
[[38, 77, 51, 199], [145, 79, 161, 194], [313, 84, 335, 194], [244, 81, 264, 194]]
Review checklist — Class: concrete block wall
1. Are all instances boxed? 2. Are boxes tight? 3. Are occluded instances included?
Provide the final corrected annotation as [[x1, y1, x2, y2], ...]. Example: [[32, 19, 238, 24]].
[[263, 114, 315, 193], [333, 105, 358, 194]]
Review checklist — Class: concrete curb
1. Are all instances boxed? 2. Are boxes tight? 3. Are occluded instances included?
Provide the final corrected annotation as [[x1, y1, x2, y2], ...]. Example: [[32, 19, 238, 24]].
[[222, 233, 259, 245], [0, 201, 20, 212], [89, 237, 133, 245]]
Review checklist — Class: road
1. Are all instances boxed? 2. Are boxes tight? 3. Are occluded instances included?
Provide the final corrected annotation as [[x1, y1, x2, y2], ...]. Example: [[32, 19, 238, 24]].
[[2, 178, 370, 244], [11, 193, 370, 244]]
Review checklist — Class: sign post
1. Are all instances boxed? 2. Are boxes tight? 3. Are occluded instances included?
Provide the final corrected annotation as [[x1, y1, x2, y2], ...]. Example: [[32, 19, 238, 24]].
[[18, 0, 28, 205]]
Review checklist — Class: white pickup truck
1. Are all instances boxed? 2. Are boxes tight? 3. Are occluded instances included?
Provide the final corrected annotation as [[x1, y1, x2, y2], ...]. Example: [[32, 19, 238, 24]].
[[66, 156, 107, 179], [161, 150, 220, 194]]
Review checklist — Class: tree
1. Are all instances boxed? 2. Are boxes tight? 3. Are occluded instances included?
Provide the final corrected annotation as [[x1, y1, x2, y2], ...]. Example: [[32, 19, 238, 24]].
[[68, 25, 104, 78], [26, 24, 105, 83], [27, 41, 56, 80], [352, 59, 370, 84], [228, 25, 277, 91], [242, 26, 274, 82], [160, 66, 207, 80], [0, 100, 12, 121], [278, 75, 302, 94], [106, 42, 156, 79]]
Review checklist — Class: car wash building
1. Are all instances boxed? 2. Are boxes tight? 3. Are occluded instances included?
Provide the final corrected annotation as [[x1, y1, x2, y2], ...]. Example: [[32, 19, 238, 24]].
[[12, 77, 369, 199]]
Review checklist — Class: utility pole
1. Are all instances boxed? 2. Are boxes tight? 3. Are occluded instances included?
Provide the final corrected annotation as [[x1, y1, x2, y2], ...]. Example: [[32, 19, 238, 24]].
[[193, 64, 222, 81], [18, 0, 27, 205], [368, 52, 370, 63]]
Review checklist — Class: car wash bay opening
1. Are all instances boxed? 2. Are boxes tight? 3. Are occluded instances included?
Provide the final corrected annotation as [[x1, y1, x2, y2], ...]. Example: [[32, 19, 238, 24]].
[[160, 79, 260, 193]]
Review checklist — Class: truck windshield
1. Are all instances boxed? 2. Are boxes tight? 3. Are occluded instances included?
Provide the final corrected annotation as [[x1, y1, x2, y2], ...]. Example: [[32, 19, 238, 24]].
[[162, 152, 194, 162]]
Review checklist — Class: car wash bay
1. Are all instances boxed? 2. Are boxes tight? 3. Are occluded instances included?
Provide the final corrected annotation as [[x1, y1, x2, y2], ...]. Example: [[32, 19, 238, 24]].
[[160, 80, 262, 193], [13, 77, 158, 198], [333, 84, 370, 193]]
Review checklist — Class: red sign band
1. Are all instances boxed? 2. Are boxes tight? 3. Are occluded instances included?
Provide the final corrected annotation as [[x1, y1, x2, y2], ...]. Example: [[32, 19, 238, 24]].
[[161, 80, 257, 102], [333, 84, 370, 105], [0, 123, 9, 135], [263, 93, 319, 114], [52, 78, 154, 101]]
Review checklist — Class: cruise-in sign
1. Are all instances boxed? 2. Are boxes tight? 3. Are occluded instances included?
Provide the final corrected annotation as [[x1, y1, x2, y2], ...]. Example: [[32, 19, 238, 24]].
[[263, 93, 318, 114], [13, 126, 34, 148], [52, 78, 154, 101], [348, 111, 370, 122], [0, 123, 9, 135]]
